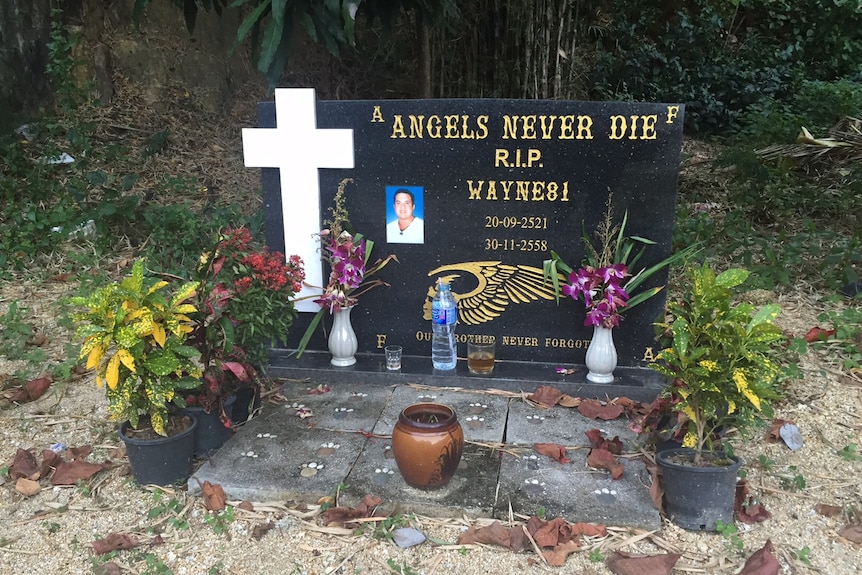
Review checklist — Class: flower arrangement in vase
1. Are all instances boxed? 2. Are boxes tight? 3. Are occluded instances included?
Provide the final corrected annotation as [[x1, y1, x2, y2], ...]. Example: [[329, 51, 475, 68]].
[[543, 193, 698, 382], [297, 178, 397, 364]]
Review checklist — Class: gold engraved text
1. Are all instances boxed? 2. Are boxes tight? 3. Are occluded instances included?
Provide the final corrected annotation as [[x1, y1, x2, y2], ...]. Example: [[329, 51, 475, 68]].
[[467, 180, 569, 202], [501, 115, 594, 140], [390, 114, 489, 140], [608, 115, 658, 140]]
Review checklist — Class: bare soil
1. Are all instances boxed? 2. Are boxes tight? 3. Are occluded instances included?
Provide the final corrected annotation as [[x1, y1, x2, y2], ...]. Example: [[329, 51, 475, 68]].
[[1, 80, 860, 574]]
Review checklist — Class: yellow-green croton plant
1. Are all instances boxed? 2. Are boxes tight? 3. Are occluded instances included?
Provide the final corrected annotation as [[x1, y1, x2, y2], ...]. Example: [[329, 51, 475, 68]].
[[72, 259, 202, 435]]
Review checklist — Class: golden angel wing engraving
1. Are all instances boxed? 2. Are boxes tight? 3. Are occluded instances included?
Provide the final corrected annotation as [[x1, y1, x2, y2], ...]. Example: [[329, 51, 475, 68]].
[[424, 261, 562, 325]]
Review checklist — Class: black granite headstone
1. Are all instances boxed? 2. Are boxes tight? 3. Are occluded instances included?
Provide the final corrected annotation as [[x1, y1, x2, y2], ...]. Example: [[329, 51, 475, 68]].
[[258, 97, 684, 375]]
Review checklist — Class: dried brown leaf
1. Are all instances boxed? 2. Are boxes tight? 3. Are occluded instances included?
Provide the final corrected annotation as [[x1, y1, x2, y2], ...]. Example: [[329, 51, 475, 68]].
[[528, 385, 564, 407], [578, 399, 624, 420], [735, 480, 771, 523], [15, 477, 41, 496], [321, 494, 382, 527], [202, 480, 227, 511], [52, 460, 108, 485], [252, 521, 275, 540], [10, 448, 39, 480], [803, 326, 834, 342], [605, 551, 681, 575], [558, 394, 581, 408], [92, 533, 138, 555], [587, 448, 624, 479], [457, 520, 515, 548], [838, 524, 862, 544], [585, 428, 606, 449], [814, 503, 843, 517], [738, 539, 779, 575], [9, 377, 51, 403], [533, 443, 571, 464], [571, 522, 607, 537], [543, 539, 581, 566], [528, 516, 565, 547], [93, 563, 123, 575], [68, 445, 93, 460]]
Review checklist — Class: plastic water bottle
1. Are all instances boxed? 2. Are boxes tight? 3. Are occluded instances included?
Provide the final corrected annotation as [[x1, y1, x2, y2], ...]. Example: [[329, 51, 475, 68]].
[[431, 278, 457, 370]]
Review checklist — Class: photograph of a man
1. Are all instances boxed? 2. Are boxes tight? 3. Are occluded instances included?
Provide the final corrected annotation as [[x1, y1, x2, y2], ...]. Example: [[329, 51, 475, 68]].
[[386, 186, 425, 244]]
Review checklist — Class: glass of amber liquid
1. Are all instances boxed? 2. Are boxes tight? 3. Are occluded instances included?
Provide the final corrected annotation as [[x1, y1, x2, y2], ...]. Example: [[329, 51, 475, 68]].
[[467, 341, 495, 375]]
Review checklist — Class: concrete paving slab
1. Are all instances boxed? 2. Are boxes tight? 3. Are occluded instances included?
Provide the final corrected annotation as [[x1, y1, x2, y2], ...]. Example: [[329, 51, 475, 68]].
[[373, 386, 509, 443], [189, 406, 369, 503], [189, 382, 660, 529], [494, 448, 660, 529], [278, 381, 394, 433], [341, 440, 500, 518], [505, 401, 638, 448]]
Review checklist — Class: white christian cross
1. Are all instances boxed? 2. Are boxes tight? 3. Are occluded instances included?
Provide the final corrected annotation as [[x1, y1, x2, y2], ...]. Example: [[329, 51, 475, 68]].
[[241, 88, 354, 312]]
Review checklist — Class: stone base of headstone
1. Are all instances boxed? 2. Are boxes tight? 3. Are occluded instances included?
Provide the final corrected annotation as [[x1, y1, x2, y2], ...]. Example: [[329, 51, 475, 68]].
[[189, 380, 661, 529], [267, 349, 665, 403]]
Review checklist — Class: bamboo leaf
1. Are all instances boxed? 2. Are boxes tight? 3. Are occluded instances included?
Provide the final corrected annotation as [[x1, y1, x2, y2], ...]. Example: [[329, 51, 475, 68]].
[[625, 286, 663, 311], [293, 308, 325, 358], [257, 9, 285, 73], [543, 258, 562, 304], [231, 0, 272, 56]]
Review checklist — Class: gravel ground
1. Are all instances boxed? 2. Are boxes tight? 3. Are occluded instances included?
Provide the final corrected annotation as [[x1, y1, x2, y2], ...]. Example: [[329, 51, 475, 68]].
[[1, 280, 860, 575], [1, 63, 859, 572]]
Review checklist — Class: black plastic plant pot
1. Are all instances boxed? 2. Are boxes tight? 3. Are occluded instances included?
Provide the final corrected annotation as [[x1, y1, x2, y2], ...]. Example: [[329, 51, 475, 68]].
[[657, 447, 742, 531], [231, 386, 261, 424], [183, 395, 236, 457], [118, 415, 197, 486]]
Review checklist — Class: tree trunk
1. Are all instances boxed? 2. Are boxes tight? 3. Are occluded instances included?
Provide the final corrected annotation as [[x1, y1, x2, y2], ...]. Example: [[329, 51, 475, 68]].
[[0, 0, 53, 126], [417, 9, 432, 98]]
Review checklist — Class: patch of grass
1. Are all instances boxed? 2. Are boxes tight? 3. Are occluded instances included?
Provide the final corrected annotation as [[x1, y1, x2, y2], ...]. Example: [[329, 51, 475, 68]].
[[147, 492, 189, 531], [0, 301, 54, 380], [385, 558, 417, 575], [204, 506, 235, 535], [778, 467, 807, 492], [141, 552, 173, 575], [715, 519, 744, 550], [588, 547, 605, 562], [837, 444, 861, 462], [41, 521, 61, 534], [356, 513, 411, 541], [791, 546, 813, 566], [75, 479, 91, 497], [756, 455, 776, 471], [789, 297, 862, 373]]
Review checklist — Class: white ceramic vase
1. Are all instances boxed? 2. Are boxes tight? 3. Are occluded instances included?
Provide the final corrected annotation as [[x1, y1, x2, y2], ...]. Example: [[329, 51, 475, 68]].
[[329, 306, 358, 367], [585, 325, 617, 383]]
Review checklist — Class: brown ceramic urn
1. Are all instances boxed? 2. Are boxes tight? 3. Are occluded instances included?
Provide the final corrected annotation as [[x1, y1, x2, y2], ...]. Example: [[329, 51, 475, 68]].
[[391, 403, 464, 490]]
